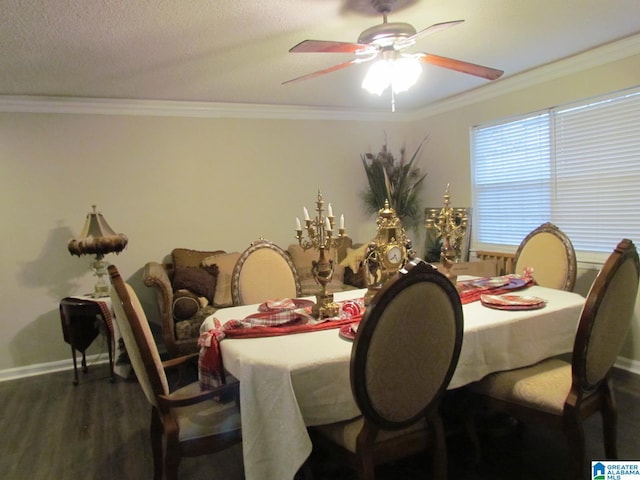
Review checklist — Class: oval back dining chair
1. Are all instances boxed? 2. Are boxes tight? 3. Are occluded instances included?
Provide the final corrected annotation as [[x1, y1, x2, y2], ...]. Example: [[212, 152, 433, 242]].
[[311, 259, 464, 480], [469, 239, 640, 480], [513, 222, 577, 291], [108, 265, 242, 480], [231, 238, 301, 305]]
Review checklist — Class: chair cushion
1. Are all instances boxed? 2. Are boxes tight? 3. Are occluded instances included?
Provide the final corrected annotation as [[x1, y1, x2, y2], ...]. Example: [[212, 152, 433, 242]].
[[202, 252, 241, 307], [470, 358, 572, 415], [169, 382, 242, 441], [314, 416, 427, 453]]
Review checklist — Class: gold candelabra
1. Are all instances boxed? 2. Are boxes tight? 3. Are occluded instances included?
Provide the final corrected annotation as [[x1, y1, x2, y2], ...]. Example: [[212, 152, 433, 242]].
[[296, 190, 347, 317], [425, 184, 468, 282]]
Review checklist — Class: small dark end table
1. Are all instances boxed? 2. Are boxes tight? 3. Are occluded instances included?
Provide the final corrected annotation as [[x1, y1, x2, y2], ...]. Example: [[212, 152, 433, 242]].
[[59, 297, 115, 385]]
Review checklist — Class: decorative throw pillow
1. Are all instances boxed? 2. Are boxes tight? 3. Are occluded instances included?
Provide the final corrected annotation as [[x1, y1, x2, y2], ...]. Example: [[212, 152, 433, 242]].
[[172, 248, 226, 268], [202, 252, 241, 308], [172, 266, 217, 304], [339, 243, 369, 273], [172, 289, 201, 320]]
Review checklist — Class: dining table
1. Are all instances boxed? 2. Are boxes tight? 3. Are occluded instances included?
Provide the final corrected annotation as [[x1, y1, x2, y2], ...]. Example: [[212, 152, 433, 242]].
[[198, 278, 585, 480]]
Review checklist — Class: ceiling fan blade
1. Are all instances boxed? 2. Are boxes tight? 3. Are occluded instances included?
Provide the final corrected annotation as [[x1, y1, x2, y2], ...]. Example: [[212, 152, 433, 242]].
[[282, 58, 364, 85], [289, 39, 372, 54], [396, 20, 464, 48], [418, 53, 504, 80]]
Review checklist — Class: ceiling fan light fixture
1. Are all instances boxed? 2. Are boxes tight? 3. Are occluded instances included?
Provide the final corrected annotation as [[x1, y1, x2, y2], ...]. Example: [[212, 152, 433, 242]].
[[361, 56, 421, 96], [361, 59, 392, 95], [391, 56, 422, 93]]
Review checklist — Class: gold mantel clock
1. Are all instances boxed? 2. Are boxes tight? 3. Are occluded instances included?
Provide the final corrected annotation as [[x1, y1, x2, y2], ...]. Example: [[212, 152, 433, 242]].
[[363, 200, 415, 304]]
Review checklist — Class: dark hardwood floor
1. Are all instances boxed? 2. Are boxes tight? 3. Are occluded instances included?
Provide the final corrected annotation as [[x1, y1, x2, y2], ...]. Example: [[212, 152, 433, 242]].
[[1, 363, 638, 479]]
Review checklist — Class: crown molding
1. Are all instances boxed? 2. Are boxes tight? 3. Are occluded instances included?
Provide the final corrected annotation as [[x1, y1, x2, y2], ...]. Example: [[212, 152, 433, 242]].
[[406, 32, 640, 121], [1, 33, 638, 122], [0, 95, 404, 122]]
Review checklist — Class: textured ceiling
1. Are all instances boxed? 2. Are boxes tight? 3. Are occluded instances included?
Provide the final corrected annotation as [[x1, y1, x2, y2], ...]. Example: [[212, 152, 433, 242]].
[[2, 0, 640, 112]]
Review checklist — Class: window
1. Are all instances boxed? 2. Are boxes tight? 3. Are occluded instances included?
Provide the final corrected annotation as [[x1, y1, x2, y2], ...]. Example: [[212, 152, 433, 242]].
[[471, 86, 640, 263]]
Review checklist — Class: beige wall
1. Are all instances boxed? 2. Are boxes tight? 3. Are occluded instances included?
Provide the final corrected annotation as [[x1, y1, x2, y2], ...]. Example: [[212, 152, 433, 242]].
[[0, 112, 408, 371], [1, 48, 639, 375]]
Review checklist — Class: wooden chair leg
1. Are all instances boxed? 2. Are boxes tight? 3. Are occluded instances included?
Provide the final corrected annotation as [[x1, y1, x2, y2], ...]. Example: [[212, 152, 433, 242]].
[[430, 413, 448, 480], [163, 423, 181, 480], [106, 330, 115, 383], [355, 424, 377, 480], [462, 404, 482, 466], [356, 451, 375, 480], [563, 411, 586, 480], [71, 346, 79, 385], [81, 350, 88, 373], [294, 461, 314, 480], [150, 408, 163, 480], [602, 379, 619, 459]]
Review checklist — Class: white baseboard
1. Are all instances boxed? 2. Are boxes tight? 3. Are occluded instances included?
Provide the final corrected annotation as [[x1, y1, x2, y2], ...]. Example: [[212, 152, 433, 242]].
[[615, 356, 640, 376], [0, 354, 110, 383]]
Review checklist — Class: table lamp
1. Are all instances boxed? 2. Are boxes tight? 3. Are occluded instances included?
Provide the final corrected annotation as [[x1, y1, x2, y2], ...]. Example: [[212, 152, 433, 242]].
[[67, 205, 128, 297]]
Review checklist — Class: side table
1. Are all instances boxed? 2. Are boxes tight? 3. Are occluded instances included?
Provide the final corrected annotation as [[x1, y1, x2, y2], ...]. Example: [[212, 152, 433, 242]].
[[59, 296, 115, 385]]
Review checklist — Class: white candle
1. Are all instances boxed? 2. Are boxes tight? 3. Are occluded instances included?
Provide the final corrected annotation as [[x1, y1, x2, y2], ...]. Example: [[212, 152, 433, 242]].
[[328, 203, 333, 217], [303, 207, 310, 221], [296, 217, 301, 230], [325, 217, 332, 231], [340, 214, 345, 229]]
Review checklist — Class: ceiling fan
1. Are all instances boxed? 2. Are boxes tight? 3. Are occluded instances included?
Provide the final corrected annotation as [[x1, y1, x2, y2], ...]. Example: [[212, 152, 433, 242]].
[[283, 0, 503, 91]]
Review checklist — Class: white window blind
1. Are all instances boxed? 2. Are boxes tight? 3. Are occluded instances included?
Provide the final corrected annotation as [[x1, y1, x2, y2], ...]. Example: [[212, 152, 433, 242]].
[[471, 86, 640, 261]]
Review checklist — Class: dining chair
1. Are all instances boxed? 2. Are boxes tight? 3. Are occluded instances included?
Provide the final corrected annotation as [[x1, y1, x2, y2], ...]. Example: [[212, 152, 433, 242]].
[[467, 238, 639, 480], [108, 265, 242, 480], [310, 259, 464, 480], [231, 238, 301, 305], [513, 222, 577, 291]]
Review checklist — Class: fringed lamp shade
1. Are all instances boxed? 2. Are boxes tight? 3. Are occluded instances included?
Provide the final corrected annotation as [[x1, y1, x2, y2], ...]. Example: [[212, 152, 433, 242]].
[[68, 206, 128, 256], [68, 205, 128, 297]]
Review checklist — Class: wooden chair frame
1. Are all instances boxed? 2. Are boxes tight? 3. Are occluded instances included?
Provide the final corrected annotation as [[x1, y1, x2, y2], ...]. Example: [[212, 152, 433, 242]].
[[312, 259, 464, 480], [109, 265, 242, 480], [469, 239, 639, 479]]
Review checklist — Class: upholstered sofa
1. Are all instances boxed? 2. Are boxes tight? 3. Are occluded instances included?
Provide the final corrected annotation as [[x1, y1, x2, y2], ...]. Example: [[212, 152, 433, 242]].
[[143, 239, 367, 357]]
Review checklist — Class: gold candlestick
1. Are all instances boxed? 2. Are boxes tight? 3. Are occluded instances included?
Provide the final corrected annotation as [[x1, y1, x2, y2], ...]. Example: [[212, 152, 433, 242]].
[[425, 184, 468, 283], [296, 190, 347, 317]]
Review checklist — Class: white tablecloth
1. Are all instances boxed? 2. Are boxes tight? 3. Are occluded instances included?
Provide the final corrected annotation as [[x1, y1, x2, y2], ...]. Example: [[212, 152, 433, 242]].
[[200, 286, 585, 480]]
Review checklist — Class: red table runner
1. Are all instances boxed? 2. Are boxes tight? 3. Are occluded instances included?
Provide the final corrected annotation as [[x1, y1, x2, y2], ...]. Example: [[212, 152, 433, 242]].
[[198, 299, 363, 390]]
